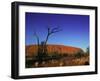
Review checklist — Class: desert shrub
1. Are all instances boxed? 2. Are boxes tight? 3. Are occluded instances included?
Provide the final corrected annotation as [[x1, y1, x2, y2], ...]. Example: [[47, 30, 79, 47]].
[[84, 53, 89, 57], [61, 53, 68, 57], [35, 52, 49, 63], [75, 52, 83, 58], [26, 59, 33, 68], [48, 52, 61, 60]]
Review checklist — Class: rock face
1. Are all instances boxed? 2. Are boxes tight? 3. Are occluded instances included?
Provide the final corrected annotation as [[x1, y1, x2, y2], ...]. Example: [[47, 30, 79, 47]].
[[26, 45, 84, 57]]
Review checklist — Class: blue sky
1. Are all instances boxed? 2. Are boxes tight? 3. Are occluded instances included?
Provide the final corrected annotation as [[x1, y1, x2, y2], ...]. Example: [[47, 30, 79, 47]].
[[25, 12, 89, 51]]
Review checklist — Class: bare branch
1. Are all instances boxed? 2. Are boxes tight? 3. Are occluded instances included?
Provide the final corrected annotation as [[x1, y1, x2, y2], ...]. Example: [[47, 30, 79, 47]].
[[45, 26, 62, 44], [50, 28, 62, 34], [33, 32, 40, 46], [51, 27, 60, 31]]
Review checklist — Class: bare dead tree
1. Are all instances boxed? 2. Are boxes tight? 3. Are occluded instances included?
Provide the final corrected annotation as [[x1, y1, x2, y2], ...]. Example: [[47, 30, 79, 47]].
[[40, 26, 62, 60], [33, 26, 62, 65]]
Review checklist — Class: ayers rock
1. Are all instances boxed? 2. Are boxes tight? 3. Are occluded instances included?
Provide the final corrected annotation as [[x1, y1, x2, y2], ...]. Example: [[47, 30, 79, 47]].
[[26, 45, 84, 57]]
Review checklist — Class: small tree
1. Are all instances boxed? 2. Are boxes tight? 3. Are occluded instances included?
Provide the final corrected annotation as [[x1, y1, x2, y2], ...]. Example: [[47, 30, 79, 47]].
[[86, 47, 89, 54]]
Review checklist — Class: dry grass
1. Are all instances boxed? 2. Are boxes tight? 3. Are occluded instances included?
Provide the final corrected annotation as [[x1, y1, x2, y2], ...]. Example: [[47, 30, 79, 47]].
[[27, 55, 89, 68]]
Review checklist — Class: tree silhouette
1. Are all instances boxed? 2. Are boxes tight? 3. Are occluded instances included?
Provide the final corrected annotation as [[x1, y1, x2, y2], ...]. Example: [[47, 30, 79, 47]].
[[33, 26, 62, 65], [86, 47, 89, 54]]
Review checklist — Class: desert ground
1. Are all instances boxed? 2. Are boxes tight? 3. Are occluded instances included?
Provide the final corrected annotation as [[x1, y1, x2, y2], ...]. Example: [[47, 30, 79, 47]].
[[25, 45, 89, 68]]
